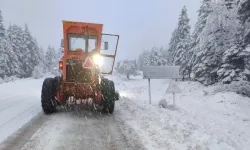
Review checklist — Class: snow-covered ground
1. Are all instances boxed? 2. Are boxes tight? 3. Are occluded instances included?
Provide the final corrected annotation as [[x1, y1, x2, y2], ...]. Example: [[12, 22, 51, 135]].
[[0, 74, 250, 150], [0, 76, 49, 144], [108, 74, 250, 150]]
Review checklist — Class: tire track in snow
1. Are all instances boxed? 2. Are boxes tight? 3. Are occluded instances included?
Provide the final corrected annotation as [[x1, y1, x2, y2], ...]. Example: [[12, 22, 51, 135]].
[[0, 95, 20, 101], [1, 109, 146, 150], [0, 112, 47, 150], [0, 100, 41, 144], [0, 98, 37, 126], [0, 104, 38, 128], [0, 96, 31, 113]]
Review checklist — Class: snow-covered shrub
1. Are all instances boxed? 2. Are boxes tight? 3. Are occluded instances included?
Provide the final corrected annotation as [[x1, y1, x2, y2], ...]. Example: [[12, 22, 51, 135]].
[[158, 99, 169, 108], [213, 81, 250, 98], [32, 64, 44, 79], [158, 98, 177, 110], [202, 90, 209, 96], [115, 59, 139, 79], [3, 75, 19, 82]]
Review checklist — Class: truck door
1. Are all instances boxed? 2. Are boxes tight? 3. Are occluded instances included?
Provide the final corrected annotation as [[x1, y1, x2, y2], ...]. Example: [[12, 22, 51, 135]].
[[99, 33, 119, 74]]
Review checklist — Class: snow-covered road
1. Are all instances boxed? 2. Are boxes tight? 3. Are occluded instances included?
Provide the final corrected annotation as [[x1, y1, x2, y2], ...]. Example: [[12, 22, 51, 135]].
[[0, 78, 43, 144], [1, 74, 250, 150], [2, 110, 144, 150], [0, 76, 144, 150]]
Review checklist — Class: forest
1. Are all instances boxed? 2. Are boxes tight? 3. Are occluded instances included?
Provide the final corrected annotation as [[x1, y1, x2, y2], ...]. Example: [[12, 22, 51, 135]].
[[0, 10, 61, 81], [116, 0, 250, 85], [1, 0, 250, 86]]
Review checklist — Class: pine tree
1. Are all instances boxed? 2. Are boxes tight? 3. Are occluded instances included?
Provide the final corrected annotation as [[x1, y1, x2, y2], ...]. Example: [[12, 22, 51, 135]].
[[137, 50, 150, 68], [24, 24, 40, 67], [39, 46, 45, 63], [0, 10, 7, 78], [149, 47, 167, 66], [160, 46, 168, 65], [186, 0, 212, 80], [6, 25, 24, 77], [218, 26, 250, 83], [32, 38, 41, 66], [167, 6, 191, 70], [32, 46, 46, 78], [137, 52, 144, 71], [32, 45, 47, 79], [0, 39, 8, 78], [45, 45, 57, 73], [175, 6, 191, 66], [0, 10, 5, 38], [214, 0, 250, 83], [161, 46, 168, 60], [193, 0, 213, 40], [38, 46, 47, 73], [225, 0, 236, 9], [143, 50, 150, 66], [238, 0, 250, 46], [167, 28, 178, 65], [188, 0, 213, 69], [149, 47, 159, 66], [56, 47, 63, 62], [22, 24, 34, 77], [137, 49, 153, 70], [0, 10, 48, 79], [192, 1, 243, 85]]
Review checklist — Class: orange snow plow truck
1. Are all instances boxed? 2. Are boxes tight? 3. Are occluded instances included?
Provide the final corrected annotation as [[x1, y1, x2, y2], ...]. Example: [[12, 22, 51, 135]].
[[41, 20, 120, 114]]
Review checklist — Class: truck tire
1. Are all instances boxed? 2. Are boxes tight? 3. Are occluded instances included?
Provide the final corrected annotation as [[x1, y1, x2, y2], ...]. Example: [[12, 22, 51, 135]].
[[101, 78, 115, 114], [41, 78, 57, 114], [54, 76, 61, 106]]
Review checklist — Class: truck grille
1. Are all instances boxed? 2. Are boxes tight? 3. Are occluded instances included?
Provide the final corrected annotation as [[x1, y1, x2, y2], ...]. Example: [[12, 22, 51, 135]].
[[66, 60, 92, 83]]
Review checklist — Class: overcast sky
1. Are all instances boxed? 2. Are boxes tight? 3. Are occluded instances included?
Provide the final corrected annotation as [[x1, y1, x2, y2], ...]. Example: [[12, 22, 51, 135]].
[[0, 0, 201, 60]]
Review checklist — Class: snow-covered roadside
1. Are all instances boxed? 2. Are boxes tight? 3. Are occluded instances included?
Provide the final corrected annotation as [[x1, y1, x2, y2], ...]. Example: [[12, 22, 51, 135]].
[[0, 77, 45, 144], [109, 75, 250, 150], [1, 73, 250, 150]]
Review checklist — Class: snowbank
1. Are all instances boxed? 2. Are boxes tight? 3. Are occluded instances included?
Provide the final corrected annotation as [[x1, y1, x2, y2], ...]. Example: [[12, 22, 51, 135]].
[[0, 78, 44, 144], [110, 75, 250, 150]]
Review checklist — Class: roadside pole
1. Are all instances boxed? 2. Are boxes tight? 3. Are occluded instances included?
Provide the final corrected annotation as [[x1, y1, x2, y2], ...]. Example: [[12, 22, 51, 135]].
[[148, 79, 151, 104], [166, 79, 182, 108], [173, 92, 175, 108]]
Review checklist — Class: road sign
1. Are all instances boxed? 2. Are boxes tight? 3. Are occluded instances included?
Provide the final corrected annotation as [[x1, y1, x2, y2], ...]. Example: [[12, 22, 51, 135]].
[[166, 81, 182, 94], [166, 80, 182, 108], [143, 66, 181, 79], [142, 66, 181, 104]]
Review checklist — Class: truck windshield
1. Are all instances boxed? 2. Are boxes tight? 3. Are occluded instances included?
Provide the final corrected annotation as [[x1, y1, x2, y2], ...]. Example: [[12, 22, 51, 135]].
[[68, 34, 97, 52]]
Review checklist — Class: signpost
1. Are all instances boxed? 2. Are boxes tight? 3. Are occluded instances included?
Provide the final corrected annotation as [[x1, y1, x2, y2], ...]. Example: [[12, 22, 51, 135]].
[[142, 66, 181, 105], [165, 80, 182, 108]]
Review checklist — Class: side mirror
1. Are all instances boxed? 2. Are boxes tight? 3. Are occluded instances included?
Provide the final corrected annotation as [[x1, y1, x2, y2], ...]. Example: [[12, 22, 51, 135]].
[[61, 39, 64, 48], [104, 42, 108, 50]]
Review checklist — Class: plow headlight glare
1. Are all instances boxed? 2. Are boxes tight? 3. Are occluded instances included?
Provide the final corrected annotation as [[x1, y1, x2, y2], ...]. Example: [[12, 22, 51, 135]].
[[93, 54, 103, 66]]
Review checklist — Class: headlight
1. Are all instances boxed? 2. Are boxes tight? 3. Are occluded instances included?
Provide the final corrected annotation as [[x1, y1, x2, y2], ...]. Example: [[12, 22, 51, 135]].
[[93, 54, 103, 66]]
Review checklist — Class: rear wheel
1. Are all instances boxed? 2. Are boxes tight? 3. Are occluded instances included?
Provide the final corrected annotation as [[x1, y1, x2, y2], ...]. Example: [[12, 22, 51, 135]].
[[41, 78, 57, 114], [101, 78, 115, 114]]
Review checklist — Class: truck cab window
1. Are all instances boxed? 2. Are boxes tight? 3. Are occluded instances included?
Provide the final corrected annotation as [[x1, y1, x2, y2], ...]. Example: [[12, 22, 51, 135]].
[[68, 34, 86, 51]]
